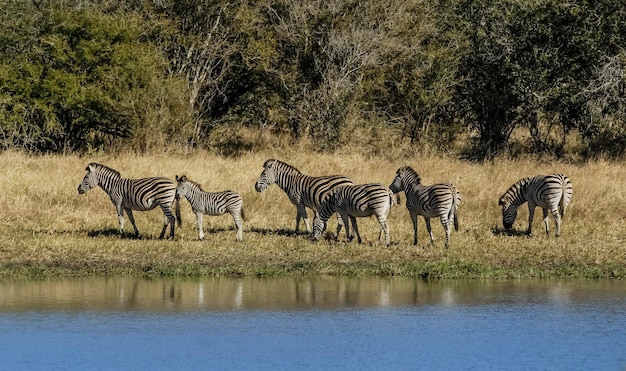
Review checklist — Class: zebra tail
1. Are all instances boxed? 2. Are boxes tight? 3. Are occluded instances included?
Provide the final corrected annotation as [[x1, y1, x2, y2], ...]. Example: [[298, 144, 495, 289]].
[[241, 204, 246, 221], [451, 186, 460, 232], [453, 211, 459, 232], [175, 198, 182, 228], [558, 178, 567, 217]]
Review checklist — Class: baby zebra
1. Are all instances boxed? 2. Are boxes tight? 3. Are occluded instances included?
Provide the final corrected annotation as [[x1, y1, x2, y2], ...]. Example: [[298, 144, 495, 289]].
[[499, 174, 573, 237], [175, 175, 245, 241], [312, 183, 395, 246], [389, 166, 460, 248]]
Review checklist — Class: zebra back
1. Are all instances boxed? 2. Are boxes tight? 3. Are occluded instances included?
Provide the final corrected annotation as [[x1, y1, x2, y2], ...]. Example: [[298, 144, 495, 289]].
[[255, 159, 354, 210]]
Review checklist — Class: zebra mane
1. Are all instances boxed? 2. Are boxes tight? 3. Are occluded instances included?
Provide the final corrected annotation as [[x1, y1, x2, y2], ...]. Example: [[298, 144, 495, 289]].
[[264, 159, 302, 175], [398, 166, 421, 184], [177, 175, 204, 191], [88, 163, 121, 178]]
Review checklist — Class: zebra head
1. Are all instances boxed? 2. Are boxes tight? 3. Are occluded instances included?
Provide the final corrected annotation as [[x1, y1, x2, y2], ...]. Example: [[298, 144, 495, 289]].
[[498, 196, 517, 230], [254, 159, 277, 192], [175, 175, 191, 200], [78, 163, 99, 194], [389, 166, 420, 194], [311, 212, 326, 241]]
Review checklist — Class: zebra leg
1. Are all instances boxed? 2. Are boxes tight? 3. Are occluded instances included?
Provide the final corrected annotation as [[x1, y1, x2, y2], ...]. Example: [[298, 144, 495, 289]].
[[295, 203, 310, 234], [440, 217, 451, 249], [350, 216, 362, 244], [377, 216, 389, 246], [231, 211, 243, 241], [410, 212, 419, 246], [196, 211, 205, 240], [342, 212, 352, 242], [116, 205, 125, 236], [551, 208, 562, 237], [542, 208, 550, 236], [159, 206, 176, 239], [527, 203, 536, 236], [334, 212, 345, 239], [125, 208, 140, 237], [425, 217, 434, 247]]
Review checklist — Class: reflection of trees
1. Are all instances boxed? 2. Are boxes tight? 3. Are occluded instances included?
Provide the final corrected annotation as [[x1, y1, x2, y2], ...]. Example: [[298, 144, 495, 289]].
[[2, 278, 616, 313]]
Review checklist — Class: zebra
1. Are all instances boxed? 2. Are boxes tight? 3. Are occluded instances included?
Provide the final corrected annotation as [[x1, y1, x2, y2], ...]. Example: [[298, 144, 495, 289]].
[[175, 175, 245, 241], [77, 163, 181, 239], [389, 166, 460, 249], [499, 174, 573, 237], [254, 159, 354, 234], [312, 183, 395, 246]]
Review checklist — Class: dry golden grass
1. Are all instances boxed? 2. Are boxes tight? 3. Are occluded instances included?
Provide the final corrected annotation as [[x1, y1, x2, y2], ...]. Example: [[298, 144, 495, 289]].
[[1, 149, 625, 278]]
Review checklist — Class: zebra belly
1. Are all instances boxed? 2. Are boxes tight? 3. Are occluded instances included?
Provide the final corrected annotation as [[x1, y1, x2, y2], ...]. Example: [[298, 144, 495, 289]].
[[125, 197, 159, 211]]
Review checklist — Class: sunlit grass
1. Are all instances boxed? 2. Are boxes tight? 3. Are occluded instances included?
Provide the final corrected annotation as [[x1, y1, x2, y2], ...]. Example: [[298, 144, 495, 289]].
[[0, 150, 625, 279]]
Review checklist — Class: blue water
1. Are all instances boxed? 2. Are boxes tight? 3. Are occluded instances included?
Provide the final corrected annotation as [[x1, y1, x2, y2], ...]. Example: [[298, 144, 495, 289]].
[[1, 278, 625, 370]]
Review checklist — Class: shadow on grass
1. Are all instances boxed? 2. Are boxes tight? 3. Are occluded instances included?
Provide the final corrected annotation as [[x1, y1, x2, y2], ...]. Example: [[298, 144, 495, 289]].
[[87, 228, 142, 239], [250, 227, 304, 238], [491, 226, 528, 237]]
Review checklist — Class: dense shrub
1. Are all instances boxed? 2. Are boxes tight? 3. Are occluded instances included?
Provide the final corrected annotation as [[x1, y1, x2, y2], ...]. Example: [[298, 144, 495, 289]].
[[1, 0, 625, 159]]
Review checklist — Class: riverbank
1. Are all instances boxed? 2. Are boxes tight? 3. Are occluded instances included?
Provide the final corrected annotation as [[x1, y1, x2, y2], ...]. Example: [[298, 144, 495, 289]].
[[1, 151, 624, 279]]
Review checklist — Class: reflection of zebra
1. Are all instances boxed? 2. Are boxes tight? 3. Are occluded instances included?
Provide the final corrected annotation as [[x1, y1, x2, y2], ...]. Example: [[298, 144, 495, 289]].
[[175, 175, 245, 241], [254, 159, 354, 234], [312, 183, 395, 246], [389, 166, 460, 248], [77, 163, 180, 238], [499, 174, 573, 237]]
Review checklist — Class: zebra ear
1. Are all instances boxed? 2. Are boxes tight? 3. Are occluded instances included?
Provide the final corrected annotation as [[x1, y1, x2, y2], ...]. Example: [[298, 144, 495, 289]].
[[175, 175, 180, 182], [86, 163, 95, 172], [498, 197, 505, 206]]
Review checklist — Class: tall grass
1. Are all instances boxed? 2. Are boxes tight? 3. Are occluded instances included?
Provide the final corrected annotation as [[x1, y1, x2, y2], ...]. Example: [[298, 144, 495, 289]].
[[1, 150, 624, 279]]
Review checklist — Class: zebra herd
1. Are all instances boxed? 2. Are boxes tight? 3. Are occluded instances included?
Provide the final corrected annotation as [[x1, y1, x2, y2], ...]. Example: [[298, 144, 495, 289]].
[[77, 160, 573, 247]]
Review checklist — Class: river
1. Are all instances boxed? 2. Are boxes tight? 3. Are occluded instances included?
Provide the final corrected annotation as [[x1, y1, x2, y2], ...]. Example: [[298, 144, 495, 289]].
[[1, 277, 624, 370]]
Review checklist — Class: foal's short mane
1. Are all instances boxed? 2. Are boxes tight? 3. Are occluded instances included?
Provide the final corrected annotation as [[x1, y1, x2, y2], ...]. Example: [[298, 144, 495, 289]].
[[178, 176, 204, 192], [89, 162, 121, 178], [398, 165, 421, 184], [264, 159, 302, 174]]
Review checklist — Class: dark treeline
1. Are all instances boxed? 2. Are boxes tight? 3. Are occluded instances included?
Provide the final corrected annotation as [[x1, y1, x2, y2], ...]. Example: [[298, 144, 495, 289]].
[[1, 0, 625, 159]]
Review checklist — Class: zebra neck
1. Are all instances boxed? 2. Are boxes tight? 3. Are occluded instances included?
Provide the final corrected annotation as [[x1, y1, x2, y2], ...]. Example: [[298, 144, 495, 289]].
[[507, 182, 530, 208], [275, 171, 303, 193], [405, 181, 425, 195], [99, 176, 125, 194]]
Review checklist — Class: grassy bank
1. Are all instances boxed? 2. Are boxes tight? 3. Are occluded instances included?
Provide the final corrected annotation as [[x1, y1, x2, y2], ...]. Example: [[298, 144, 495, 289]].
[[1, 150, 625, 279]]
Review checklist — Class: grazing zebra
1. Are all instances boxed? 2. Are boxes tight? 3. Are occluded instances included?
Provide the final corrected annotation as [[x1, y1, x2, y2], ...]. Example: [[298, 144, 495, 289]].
[[77, 163, 181, 239], [254, 159, 354, 234], [389, 166, 460, 248], [312, 183, 395, 246], [499, 174, 573, 237], [175, 175, 245, 241]]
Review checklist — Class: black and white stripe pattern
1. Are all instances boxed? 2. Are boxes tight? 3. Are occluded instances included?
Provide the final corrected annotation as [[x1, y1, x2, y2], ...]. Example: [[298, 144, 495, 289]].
[[312, 183, 394, 246], [77, 163, 180, 238], [175, 175, 245, 241], [499, 174, 573, 237], [254, 159, 354, 233], [389, 166, 460, 248]]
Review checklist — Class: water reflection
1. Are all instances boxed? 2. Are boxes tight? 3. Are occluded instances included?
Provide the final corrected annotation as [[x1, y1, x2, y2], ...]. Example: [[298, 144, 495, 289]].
[[1, 277, 624, 313]]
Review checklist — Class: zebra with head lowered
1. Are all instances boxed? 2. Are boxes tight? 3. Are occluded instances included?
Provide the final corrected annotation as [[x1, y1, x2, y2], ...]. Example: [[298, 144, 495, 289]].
[[175, 175, 245, 241], [254, 159, 354, 234], [312, 183, 395, 246], [389, 166, 460, 249], [499, 174, 573, 237], [77, 163, 181, 239]]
